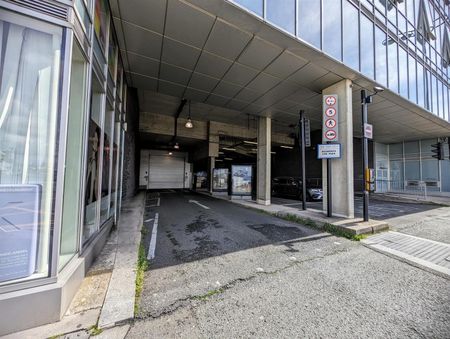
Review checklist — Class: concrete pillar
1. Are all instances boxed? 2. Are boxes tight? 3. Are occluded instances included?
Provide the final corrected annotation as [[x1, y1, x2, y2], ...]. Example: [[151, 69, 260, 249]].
[[207, 122, 219, 193], [322, 79, 354, 218], [257, 116, 271, 205], [208, 156, 215, 193]]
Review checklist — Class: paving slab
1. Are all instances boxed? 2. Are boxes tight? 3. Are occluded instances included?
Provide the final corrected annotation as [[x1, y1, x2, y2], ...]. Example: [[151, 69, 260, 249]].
[[97, 193, 145, 328]]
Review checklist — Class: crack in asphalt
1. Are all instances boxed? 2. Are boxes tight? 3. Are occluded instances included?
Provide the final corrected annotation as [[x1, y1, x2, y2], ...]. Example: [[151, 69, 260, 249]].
[[135, 246, 351, 321]]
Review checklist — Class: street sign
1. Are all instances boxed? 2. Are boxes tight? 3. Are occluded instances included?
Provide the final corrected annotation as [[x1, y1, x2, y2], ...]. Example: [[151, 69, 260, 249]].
[[323, 95, 339, 143], [304, 119, 311, 147], [317, 144, 341, 159], [364, 123, 373, 139]]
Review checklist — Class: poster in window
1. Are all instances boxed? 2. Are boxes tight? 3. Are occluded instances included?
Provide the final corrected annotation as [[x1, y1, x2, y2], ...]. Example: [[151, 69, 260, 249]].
[[213, 168, 229, 192], [0, 185, 40, 283], [231, 165, 252, 196]]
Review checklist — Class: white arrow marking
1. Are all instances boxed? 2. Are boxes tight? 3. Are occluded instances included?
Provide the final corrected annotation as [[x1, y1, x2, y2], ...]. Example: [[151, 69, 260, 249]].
[[189, 200, 210, 210], [147, 213, 159, 260]]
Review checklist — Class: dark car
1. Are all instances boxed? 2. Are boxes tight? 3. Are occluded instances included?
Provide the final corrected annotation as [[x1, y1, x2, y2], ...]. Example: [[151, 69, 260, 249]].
[[272, 177, 323, 201]]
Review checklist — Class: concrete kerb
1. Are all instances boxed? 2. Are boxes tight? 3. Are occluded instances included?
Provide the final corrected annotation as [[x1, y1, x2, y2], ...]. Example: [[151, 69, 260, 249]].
[[195, 191, 389, 238], [97, 192, 146, 329]]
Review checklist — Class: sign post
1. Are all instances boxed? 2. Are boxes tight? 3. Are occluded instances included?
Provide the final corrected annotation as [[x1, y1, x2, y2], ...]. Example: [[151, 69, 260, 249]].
[[299, 110, 307, 210], [321, 94, 340, 217]]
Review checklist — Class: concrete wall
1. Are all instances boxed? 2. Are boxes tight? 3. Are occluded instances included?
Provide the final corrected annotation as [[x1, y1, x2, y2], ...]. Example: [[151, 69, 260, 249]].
[[122, 88, 140, 199]]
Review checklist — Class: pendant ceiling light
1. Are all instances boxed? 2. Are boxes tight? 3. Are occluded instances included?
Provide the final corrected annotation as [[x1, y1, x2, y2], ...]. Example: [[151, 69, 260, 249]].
[[185, 100, 193, 129]]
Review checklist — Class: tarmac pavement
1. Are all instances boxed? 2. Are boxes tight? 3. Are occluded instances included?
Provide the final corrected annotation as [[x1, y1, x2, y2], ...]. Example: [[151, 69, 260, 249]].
[[129, 190, 450, 338]]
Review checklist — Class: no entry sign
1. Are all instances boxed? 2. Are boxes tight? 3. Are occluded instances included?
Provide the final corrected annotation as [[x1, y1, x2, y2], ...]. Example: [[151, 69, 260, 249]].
[[323, 95, 339, 143]]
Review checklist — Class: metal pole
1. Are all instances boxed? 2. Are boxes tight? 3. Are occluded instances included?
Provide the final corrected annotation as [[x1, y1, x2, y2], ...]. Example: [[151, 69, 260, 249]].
[[327, 157, 332, 217], [361, 90, 369, 222], [300, 110, 307, 210]]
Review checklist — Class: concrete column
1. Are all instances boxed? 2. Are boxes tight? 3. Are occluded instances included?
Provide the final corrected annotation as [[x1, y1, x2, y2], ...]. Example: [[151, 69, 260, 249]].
[[208, 156, 215, 193], [322, 79, 354, 218], [257, 116, 271, 205], [207, 122, 219, 193]]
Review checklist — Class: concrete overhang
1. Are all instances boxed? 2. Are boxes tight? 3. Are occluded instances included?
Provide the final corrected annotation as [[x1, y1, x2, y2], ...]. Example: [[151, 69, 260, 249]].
[[110, 0, 450, 144]]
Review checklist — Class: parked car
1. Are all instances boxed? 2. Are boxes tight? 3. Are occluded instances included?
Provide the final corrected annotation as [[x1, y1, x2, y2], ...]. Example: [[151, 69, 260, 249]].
[[272, 176, 323, 201]]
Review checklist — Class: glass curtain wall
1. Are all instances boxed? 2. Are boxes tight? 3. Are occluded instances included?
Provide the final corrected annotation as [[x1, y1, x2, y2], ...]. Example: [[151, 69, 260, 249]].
[[0, 11, 63, 284], [385, 139, 447, 193], [231, 0, 450, 122]]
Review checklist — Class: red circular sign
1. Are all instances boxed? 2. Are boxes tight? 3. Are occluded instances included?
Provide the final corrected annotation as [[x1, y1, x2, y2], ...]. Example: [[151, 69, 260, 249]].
[[325, 118, 337, 128], [325, 130, 337, 140], [325, 96, 336, 106], [325, 107, 336, 117]]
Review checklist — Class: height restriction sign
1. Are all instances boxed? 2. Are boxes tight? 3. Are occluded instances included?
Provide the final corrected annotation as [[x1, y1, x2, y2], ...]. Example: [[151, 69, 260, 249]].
[[323, 94, 339, 142]]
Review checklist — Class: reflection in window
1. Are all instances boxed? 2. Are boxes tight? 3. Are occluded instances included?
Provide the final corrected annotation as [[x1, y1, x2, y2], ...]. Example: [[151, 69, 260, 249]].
[[233, 0, 263, 16], [100, 108, 114, 225], [399, 47, 408, 98], [266, 0, 295, 33], [84, 81, 103, 244], [408, 54, 417, 103], [444, 85, 449, 122], [375, 25, 387, 86], [298, 0, 321, 48], [361, 15, 374, 79], [343, 1, 359, 70], [388, 40, 398, 92], [417, 62, 425, 107], [431, 75, 438, 115], [0, 16, 62, 283], [323, 0, 342, 60]]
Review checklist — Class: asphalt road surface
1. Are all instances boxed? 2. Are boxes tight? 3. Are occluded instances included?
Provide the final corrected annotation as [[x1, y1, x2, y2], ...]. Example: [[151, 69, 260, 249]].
[[129, 190, 450, 339]]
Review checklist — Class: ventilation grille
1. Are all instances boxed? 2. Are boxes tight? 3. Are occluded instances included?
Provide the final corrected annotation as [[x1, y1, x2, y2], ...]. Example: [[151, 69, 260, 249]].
[[6, 0, 69, 21]]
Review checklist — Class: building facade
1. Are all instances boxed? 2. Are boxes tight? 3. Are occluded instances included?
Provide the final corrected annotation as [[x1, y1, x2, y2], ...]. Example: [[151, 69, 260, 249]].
[[0, 0, 450, 335], [0, 0, 133, 334]]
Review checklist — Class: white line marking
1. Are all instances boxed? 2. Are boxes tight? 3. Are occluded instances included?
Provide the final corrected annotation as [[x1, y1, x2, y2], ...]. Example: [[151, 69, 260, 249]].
[[147, 213, 159, 260], [189, 200, 210, 210]]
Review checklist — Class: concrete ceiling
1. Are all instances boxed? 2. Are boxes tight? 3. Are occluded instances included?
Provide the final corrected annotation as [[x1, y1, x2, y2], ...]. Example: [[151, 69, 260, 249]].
[[110, 0, 450, 143]]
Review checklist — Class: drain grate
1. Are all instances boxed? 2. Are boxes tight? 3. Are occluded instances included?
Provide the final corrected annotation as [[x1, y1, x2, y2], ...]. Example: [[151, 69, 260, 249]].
[[362, 231, 450, 277]]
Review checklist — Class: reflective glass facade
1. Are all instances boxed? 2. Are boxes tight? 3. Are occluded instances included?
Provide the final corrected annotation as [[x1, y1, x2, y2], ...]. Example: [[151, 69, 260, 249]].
[[0, 0, 127, 286], [231, 0, 450, 122]]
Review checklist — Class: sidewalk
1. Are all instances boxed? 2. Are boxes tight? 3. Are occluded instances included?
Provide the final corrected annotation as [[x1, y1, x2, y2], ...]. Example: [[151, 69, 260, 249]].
[[4, 193, 145, 339]]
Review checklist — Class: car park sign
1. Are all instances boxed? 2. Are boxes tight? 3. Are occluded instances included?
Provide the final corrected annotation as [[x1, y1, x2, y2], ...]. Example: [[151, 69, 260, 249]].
[[323, 94, 339, 143]]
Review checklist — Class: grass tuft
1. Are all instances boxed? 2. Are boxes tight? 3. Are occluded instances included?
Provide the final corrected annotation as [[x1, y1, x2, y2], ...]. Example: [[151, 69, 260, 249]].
[[134, 232, 149, 315], [192, 288, 225, 301]]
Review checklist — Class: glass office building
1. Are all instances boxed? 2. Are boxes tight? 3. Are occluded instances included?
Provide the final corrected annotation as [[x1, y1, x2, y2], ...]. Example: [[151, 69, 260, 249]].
[[233, 0, 450, 194], [0, 0, 128, 334]]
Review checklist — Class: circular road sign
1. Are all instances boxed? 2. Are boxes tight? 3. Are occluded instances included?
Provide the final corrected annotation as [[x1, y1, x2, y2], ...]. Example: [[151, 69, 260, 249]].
[[325, 118, 337, 128], [325, 130, 337, 140], [325, 96, 337, 106], [325, 107, 336, 117]]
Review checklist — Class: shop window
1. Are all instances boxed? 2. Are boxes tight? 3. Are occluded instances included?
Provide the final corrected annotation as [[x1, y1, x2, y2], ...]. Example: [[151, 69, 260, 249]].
[[60, 42, 87, 270], [233, 0, 263, 16], [266, 0, 295, 34], [109, 113, 120, 219], [94, 0, 110, 53], [84, 78, 103, 244], [100, 108, 114, 225], [298, 0, 321, 48], [0, 13, 63, 283]]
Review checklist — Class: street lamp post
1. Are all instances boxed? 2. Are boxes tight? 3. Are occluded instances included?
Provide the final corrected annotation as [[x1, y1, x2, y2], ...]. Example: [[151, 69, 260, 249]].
[[361, 90, 370, 222], [361, 87, 384, 222]]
